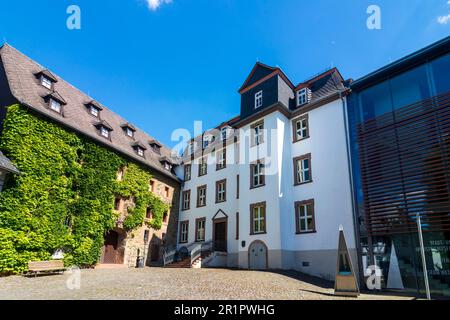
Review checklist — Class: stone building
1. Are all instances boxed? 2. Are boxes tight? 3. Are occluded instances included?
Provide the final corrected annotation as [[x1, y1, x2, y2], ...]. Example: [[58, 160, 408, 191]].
[[0, 44, 180, 267]]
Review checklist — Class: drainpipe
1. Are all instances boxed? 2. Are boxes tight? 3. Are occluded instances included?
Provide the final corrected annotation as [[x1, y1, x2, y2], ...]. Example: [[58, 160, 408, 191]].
[[340, 90, 365, 289]]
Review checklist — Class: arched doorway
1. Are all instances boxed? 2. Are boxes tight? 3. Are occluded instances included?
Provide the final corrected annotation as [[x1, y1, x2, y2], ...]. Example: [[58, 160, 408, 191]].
[[248, 240, 268, 270], [102, 230, 125, 264]]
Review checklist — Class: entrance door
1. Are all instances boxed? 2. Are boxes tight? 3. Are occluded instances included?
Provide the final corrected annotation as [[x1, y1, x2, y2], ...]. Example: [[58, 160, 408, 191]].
[[249, 241, 268, 270], [150, 244, 160, 262], [214, 220, 227, 252], [102, 231, 122, 264]]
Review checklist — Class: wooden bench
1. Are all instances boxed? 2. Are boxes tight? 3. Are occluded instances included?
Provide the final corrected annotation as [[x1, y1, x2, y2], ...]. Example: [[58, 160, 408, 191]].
[[27, 260, 65, 276]]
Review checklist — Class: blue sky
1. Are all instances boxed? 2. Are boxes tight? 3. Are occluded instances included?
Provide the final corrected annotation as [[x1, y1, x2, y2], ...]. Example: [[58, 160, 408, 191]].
[[0, 0, 449, 147]]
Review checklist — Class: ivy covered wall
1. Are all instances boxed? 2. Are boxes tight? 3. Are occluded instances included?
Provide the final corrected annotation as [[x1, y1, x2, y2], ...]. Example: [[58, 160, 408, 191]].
[[0, 104, 170, 275]]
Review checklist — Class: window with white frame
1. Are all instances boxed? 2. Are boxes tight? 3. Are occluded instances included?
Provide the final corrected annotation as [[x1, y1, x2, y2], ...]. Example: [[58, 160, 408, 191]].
[[252, 121, 264, 146], [295, 154, 312, 184], [41, 76, 53, 89], [199, 156, 208, 176], [182, 190, 191, 210], [180, 221, 189, 243], [251, 203, 266, 234], [100, 126, 110, 138], [255, 90, 263, 109], [203, 135, 211, 149], [216, 149, 226, 170], [296, 200, 315, 233], [197, 185, 207, 207], [216, 180, 226, 203], [196, 218, 205, 242], [294, 115, 309, 141], [49, 98, 61, 113], [90, 106, 99, 117], [136, 147, 144, 157], [251, 161, 265, 188], [221, 127, 227, 141], [188, 142, 194, 155], [126, 127, 134, 138], [297, 88, 310, 106], [184, 164, 191, 181]]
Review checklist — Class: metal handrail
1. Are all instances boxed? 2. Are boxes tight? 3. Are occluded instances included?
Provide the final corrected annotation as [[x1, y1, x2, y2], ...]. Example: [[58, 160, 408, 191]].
[[190, 240, 213, 266]]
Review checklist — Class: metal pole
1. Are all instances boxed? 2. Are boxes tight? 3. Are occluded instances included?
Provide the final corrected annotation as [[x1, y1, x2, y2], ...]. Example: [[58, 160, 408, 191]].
[[417, 213, 431, 300]]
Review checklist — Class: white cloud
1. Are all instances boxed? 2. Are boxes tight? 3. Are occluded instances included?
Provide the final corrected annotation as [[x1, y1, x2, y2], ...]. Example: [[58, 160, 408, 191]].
[[146, 0, 172, 11], [437, 14, 450, 24]]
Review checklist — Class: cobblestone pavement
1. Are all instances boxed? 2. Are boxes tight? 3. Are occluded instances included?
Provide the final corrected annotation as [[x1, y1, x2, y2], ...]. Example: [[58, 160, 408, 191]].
[[0, 268, 413, 300]]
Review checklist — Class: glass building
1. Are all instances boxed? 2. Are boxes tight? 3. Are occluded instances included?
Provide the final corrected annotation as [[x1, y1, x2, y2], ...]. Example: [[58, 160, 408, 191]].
[[347, 37, 450, 298]]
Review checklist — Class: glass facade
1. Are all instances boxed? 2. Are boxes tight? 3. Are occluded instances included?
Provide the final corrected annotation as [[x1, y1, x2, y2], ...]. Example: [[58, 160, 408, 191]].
[[347, 52, 450, 298]]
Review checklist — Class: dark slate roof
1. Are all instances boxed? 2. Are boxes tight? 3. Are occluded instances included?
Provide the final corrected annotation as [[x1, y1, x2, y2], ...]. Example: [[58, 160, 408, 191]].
[[0, 44, 180, 181], [0, 152, 19, 174]]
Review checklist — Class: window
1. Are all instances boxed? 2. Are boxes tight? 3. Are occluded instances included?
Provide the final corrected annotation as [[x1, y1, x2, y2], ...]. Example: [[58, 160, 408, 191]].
[[188, 142, 194, 155], [144, 230, 149, 243], [203, 135, 211, 149], [250, 160, 265, 188], [251, 121, 264, 146], [297, 88, 310, 106], [295, 200, 315, 233], [184, 164, 192, 181], [221, 127, 227, 141], [117, 166, 125, 181], [197, 185, 207, 207], [179, 221, 189, 243], [236, 212, 239, 240], [100, 126, 110, 138], [195, 218, 206, 242], [293, 115, 309, 142], [199, 156, 208, 176], [164, 162, 172, 171], [236, 174, 240, 199], [255, 90, 263, 109], [126, 127, 134, 138], [250, 202, 266, 234], [163, 210, 168, 223], [294, 154, 312, 185], [49, 98, 61, 113], [216, 149, 226, 170], [146, 207, 152, 219], [114, 198, 122, 211], [90, 106, 99, 117], [136, 147, 144, 157], [164, 186, 170, 198], [182, 190, 191, 210], [41, 75, 53, 89], [216, 179, 226, 203]]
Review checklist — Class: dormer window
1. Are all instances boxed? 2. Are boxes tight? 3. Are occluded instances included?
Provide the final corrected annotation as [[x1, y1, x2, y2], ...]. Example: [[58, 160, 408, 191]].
[[297, 88, 311, 106], [121, 123, 136, 139], [50, 98, 61, 113], [255, 90, 263, 109], [93, 120, 113, 140], [160, 157, 173, 171], [90, 106, 99, 117], [35, 70, 57, 90], [41, 76, 53, 89], [43, 92, 66, 114], [100, 126, 110, 138], [85, 101, 103, 118], [149, 140, 162, 155], [132, 141, 146, 157]]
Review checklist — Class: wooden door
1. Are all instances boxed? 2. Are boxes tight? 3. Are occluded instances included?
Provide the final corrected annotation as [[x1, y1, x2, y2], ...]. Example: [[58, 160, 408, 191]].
[[103, 231, 120, 264], [214, 221, 227, 252]]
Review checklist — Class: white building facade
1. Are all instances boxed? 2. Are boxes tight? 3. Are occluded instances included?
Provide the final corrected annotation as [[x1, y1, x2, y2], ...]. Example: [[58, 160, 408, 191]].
[[174, 63, 357, 280]]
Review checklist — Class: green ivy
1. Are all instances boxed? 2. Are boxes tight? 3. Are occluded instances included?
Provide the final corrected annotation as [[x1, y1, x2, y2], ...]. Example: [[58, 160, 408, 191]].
[[0, 104, 169, 274]]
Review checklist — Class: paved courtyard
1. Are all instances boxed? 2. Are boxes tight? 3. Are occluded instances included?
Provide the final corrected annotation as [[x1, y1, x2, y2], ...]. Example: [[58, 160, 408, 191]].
[[0, 267, 413, 300]]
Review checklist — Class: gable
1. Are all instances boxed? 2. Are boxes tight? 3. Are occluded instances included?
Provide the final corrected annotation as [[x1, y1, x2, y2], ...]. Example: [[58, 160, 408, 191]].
[[212, 209, 228, 220]]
